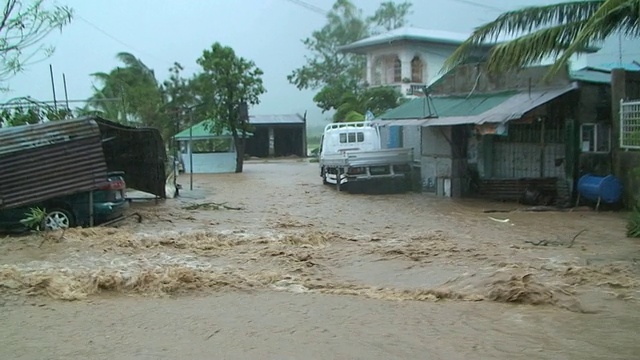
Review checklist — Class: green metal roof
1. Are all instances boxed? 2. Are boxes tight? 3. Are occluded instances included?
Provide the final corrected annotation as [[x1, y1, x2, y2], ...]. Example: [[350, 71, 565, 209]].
[[569, 69, 611, 84], [174, 120, 236, 140], [380, 91, 517, 120]]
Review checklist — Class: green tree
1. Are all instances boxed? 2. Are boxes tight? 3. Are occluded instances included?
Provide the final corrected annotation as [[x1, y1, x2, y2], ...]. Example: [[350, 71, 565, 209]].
[[0, 0, 73, 87], [289, 0, 412, 115], [160, 62, 196, 139], [443, 1, 637, 75], [87, 52, 165, 131], [288, 0, 368, 112], [192, 42, 266, 173], [0, 97, 71, 127], [333, 86, 406, 122], [368, 1, 412, 33]]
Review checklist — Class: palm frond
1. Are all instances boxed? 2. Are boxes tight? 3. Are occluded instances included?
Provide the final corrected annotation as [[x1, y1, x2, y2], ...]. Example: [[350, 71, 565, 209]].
[[444, 1, 604, 72], [484, 21, 589, 73], [550, 0, 640, 75]]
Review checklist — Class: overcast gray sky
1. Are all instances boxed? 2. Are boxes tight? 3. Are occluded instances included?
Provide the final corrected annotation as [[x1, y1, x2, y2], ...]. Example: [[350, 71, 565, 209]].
[[3, 0, 640, 126]]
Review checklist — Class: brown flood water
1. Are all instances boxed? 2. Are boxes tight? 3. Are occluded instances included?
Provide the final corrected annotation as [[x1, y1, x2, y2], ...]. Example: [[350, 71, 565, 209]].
[[1, 159, 639, 359]]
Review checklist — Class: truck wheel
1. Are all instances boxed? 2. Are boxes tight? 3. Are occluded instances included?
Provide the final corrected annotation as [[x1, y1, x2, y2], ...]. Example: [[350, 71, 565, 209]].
[[42, 208, 75, 231]]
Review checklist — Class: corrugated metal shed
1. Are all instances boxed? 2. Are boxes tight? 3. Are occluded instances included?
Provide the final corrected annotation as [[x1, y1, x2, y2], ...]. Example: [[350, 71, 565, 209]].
[[249, 114, 305, 125], [94, 117, 167, 198], [0, 119, 108, 210]]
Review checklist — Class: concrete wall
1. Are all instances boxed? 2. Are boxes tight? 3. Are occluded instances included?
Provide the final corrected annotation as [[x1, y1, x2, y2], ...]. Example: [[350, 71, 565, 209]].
[[182, 152, 236, 174], [403, 125, 422, 162], [430, 63, 572, 96], [420, 126, 452, 192]]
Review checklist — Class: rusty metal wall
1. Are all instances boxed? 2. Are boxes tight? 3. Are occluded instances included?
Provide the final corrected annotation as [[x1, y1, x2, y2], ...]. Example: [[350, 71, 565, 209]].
[[0, 119, 108, 210]]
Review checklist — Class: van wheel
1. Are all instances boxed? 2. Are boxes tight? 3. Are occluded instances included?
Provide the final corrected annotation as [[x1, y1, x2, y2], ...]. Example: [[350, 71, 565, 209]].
[[42, 208, 75, 231]]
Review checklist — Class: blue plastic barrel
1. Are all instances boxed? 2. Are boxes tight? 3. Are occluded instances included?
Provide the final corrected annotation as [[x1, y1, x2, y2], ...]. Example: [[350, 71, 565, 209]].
[[577, 174, 623, 204]]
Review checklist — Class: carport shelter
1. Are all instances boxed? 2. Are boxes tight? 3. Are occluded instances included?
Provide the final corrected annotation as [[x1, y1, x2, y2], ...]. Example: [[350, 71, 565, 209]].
[[174, 120, 249, 174], [244, 114, 307, 158]]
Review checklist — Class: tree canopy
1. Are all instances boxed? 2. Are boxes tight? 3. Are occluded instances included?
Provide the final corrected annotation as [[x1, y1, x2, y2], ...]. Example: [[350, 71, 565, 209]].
[[87, 52, 166, 135], [444, 0, 640, 75], [288, 0, 412, 115], [193, 42, 266, 173], [0, 0, 73, 87]]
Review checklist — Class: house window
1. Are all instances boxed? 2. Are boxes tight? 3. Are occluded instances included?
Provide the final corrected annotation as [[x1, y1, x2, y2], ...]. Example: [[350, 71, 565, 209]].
[[411, 56, 423, 83], [339, 132, 365, 143], [373, 57, 383, 85], [620, 100, 640, 149], [393, 57, 402, 82], [580, 123, 611, 152]]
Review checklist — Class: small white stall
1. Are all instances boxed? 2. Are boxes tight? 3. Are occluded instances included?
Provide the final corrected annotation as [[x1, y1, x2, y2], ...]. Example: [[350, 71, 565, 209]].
[[174, 120, 237, 174]]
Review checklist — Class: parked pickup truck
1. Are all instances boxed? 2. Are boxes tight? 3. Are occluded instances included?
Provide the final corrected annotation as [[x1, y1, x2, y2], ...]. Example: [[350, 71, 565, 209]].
[[319, 121, 413, 192]]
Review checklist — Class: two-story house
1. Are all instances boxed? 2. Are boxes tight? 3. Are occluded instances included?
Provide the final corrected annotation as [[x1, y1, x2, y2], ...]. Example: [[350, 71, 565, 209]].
[[339, 27, 590, 97], [338, 27, 495, 97]]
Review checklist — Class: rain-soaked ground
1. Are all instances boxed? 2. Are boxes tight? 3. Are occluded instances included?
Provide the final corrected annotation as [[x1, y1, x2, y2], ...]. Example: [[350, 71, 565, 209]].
[[1, 159, 639, 359]]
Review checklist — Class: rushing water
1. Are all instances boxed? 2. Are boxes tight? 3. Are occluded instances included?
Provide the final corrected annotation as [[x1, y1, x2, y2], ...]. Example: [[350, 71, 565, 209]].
[[1, 160, 639, 359]]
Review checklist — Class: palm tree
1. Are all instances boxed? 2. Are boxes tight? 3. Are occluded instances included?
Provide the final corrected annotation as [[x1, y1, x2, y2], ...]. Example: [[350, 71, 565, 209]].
[[444, 1, 640, 75], [87, 52, 164, 126]]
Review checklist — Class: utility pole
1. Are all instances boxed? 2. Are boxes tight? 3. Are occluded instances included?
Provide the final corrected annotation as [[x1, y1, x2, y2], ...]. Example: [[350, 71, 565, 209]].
[[62, 73, 70, 114], [49, 64, 58, 111]]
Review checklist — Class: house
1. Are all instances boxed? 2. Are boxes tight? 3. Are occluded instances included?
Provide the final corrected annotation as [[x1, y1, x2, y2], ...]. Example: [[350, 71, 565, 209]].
[[375, 62, 633, 205], [174, 120, 238, 174], [244, 114, 307, 158], [338, 27, 592, 98]]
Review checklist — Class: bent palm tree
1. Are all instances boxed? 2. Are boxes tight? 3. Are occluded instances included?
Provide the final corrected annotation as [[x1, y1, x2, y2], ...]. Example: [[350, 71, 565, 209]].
[[444, 0, 640, 75]]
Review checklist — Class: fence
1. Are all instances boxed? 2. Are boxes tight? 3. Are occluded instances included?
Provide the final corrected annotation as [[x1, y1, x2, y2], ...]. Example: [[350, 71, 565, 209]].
[[620, 100, 640, 149]]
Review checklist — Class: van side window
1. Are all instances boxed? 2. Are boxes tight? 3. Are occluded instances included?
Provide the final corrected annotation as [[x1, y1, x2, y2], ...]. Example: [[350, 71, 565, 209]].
[[339, 131, 365, 144]]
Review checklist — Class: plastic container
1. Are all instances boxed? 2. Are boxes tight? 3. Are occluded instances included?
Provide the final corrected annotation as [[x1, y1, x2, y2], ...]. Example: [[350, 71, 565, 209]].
[[577, 174, 623, 204]]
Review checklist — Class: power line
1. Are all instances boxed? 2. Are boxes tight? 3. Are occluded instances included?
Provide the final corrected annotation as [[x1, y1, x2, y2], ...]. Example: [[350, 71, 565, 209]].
[[449, 0, 505, 13], [75, 14, 198, 73], [283, 0, 328, 16]]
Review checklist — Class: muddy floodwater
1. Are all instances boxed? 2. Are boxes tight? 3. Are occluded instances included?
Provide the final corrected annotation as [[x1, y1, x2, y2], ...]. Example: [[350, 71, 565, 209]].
[[1, 159, 639, 359]]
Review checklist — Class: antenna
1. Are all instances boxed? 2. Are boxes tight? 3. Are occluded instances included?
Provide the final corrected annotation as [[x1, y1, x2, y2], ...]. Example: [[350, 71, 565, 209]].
[[422, 86, 438, 119], [619, 31, 623, 66]]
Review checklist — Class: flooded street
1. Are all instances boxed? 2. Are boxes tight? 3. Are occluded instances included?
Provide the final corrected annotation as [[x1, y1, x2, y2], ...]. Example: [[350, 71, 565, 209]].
[[1, 159, 639, 359]]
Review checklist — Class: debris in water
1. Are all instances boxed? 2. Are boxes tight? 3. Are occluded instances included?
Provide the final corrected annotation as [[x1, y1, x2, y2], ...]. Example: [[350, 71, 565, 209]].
[[183, 202, 243, 211]]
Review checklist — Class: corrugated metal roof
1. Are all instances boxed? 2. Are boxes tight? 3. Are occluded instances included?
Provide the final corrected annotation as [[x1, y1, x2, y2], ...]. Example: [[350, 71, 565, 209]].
[[249, 114, 304, 125], [376, 83, 577, 127], [0, 118, 101, 156], [174, 120, 235, 140], [380, 91, 517, 120], [570, 69, 612, 84], [0, 119, 109, 210], [174, 115, 303, 140], [590, 62, 640, 72]]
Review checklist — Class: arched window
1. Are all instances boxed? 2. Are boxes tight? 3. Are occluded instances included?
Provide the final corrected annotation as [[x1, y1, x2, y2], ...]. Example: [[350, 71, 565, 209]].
[[393, 57, 402, 82], [373, 57, 383, 85], [411, 56, 424, 83]]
